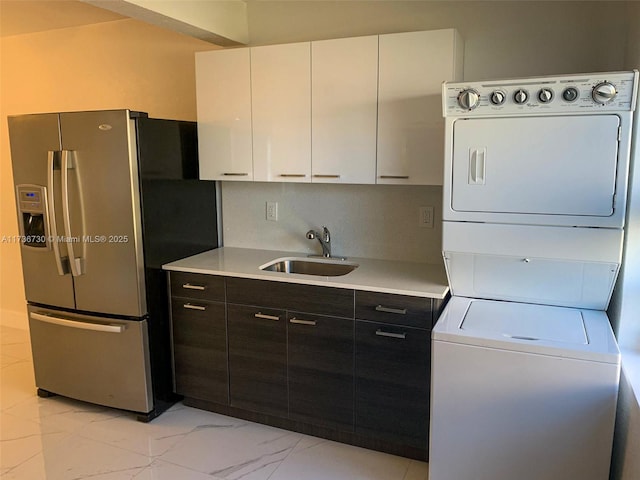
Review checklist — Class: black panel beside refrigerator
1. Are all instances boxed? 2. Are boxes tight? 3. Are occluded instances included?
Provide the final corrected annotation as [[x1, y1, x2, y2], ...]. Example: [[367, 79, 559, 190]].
[[135, 114, 218, 421], [135, 115, 218, 421]]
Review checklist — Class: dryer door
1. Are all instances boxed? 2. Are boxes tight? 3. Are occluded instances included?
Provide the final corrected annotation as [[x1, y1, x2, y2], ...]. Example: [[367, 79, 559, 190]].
[[450, 115, 620, 218]]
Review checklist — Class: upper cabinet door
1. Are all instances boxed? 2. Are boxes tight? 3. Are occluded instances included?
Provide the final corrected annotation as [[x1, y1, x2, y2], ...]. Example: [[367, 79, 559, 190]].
[[252, 43, 311, 182], [311, 36, 378, 184], [196, 49, 253, 181], [377, 30, 463, 185]]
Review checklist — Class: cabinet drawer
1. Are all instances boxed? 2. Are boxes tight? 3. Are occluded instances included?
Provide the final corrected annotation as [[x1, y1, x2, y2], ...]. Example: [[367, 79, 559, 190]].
[[170, 298, 228, 405], [170, 272, 225, 301], [355, 291, 433, 329], [226, 277, 353, 318]]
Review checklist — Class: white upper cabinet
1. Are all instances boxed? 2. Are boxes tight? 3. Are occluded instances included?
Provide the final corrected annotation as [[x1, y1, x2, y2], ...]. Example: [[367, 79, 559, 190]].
[[252, 43, 311, 182], [196, 48, 253, 181], [377, 29, 463, 185], [194, 29, 463, 184], [311, 36, 379, 184]]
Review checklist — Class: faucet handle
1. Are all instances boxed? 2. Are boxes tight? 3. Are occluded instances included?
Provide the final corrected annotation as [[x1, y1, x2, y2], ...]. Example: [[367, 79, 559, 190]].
[[306, 230, 316, 240]]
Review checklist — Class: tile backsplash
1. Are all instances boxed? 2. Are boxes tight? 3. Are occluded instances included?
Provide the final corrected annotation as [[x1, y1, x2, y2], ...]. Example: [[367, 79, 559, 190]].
[[220, 182, 443, 264]]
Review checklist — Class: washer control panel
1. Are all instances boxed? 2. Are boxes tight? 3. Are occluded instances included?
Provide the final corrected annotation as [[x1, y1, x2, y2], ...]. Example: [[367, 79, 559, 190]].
[[444, 70, 638, 116]]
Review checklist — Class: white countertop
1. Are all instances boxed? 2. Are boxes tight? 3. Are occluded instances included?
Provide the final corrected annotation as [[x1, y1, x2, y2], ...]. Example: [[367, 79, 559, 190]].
[[163, 247, 449, 299]]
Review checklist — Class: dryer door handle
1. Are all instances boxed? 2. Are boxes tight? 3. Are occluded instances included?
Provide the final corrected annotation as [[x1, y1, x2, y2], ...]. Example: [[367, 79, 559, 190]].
[[469, 148, 486, 185]]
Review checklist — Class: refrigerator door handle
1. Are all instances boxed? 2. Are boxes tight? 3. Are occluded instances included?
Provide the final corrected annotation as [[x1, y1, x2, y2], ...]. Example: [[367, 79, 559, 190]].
[[30, 312, 126, 333], [61, 150, 84, 276], [47, 151, 70, 275]]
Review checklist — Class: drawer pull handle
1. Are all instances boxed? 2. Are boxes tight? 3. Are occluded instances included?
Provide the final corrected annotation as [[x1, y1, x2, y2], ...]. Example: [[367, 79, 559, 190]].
[[182, 283, 205, 291], [289, 318, 317, 326], [375, 305, 407, 315], [222, 172, 249, 176], [379, 175, 410, 179], [313, 174, 341, 178], [183, 303, 206, 311], [30, 312, 125, 334], [255, 312, 280, 321], [279, 174, 307, 178], [376, 329, 406, 339]]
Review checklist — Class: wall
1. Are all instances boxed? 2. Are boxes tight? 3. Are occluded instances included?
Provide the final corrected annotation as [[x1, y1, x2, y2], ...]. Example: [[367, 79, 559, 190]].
[[245, 0, 628, 78], [609, 3, 640, 479], [0, 18, 215, 328], [222, 0, 633, 260]]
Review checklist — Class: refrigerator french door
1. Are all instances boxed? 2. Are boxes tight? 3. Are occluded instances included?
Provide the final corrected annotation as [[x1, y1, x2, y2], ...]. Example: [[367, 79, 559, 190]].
[[11, 111, 146, 316], [8, 110, 212, 418]]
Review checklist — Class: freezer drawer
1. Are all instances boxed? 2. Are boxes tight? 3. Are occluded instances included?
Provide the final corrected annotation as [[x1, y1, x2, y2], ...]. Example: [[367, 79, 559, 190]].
[[28, 306, 153, 413]]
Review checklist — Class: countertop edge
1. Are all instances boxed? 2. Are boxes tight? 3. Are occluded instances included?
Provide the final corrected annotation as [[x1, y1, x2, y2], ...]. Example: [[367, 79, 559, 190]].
[[163, 247, 450, 300]]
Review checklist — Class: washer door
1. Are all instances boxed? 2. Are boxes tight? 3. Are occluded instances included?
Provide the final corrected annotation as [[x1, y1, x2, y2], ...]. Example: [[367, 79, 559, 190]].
[[451, 115, 620, 217]]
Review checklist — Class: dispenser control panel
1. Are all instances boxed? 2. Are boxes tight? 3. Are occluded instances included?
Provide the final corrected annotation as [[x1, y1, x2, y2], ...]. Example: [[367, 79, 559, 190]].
[[18, 187, 45, 213], [16, 185, 49, 249]]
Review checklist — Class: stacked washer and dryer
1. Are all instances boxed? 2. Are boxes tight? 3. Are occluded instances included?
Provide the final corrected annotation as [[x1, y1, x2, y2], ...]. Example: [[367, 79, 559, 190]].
[[429, 71, 638, 480]]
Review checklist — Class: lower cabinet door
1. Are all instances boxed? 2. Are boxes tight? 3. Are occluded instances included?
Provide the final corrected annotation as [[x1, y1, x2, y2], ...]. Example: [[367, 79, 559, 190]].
[[171, 298, 228, 405], [228, 304, 287, 416], [288, 312, 354, 431], [355, 320, 431, 450]]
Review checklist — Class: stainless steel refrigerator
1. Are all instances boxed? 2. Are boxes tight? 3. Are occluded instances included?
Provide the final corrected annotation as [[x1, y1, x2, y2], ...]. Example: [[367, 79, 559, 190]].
[[8, 109, 218, 421]]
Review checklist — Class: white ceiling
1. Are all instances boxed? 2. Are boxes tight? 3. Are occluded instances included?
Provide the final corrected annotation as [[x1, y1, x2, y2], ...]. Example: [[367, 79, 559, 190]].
[[0, 0, 248, 45], [0, 0, 125, 37]]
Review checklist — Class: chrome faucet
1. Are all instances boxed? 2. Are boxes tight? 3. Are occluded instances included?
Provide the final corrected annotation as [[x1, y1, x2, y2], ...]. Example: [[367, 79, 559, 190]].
[[306, 226, 331, 258]]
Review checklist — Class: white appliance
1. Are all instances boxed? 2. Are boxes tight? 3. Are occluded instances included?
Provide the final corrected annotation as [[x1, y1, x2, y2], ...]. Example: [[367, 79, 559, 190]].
[[429, 71, 638, 480]]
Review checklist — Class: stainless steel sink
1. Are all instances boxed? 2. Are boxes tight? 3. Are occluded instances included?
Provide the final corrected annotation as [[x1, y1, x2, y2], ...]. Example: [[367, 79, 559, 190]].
[[260, 257, 358, 277]]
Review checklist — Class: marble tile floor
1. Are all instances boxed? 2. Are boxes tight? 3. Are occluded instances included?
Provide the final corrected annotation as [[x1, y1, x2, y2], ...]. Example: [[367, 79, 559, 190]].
[[0, 325, 429, 480]]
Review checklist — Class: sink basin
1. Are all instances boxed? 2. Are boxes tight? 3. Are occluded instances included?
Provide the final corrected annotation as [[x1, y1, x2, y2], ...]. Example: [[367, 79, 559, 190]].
[[260, 257, 358, 277]]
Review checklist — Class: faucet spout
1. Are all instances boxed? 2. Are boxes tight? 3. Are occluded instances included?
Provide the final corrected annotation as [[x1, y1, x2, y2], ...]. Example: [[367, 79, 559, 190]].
[[306, 226, 332, 257]]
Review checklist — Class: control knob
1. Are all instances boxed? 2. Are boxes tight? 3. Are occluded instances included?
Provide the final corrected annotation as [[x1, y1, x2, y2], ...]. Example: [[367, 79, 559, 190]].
[[457, 89, 480, 110], [490, 90, 506, 105], [513, 89, 529, 105], [538, 88, 554, 103], [592, 81, 617, 104], [562, 87, 579, 102]]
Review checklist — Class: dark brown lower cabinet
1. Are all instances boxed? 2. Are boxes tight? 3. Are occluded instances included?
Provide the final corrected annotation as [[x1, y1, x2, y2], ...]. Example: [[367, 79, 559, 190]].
[[287, 312, 354, 431], [171, 297, 228, 405], [227, 304, 287, 417], [170, 272, 441, 460], [355, 320, 431, 451]]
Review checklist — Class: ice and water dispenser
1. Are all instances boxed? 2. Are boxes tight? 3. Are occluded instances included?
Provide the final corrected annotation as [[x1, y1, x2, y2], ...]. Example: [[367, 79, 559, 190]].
[[16, 185, 49, 248]]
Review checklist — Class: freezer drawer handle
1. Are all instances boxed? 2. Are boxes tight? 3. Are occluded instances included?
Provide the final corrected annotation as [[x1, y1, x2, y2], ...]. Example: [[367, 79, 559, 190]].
[[255, 312, 280, 321], [47, 151, 70, 275], [183, 303, 206, 311], [375, 329, 406, 339], [375, 305, 407, 315], [289, 318, 317, 326], [61, 150, 84, 277], [182, 283, 206, 291], [30, 312, 125, 333]]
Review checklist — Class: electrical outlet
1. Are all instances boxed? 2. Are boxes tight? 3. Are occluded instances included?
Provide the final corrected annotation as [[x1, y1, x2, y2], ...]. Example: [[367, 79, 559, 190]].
[[419, 206, 434, 228], [266, 201, 278, 221]]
